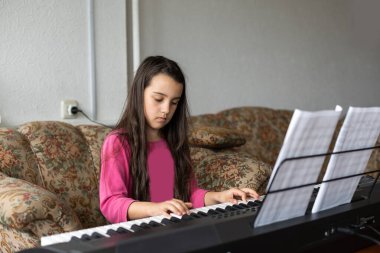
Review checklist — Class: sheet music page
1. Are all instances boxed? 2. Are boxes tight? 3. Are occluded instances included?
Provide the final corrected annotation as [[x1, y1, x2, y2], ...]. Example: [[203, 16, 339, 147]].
[[312, 106, 380, 213], [254, 105, 342, 227]]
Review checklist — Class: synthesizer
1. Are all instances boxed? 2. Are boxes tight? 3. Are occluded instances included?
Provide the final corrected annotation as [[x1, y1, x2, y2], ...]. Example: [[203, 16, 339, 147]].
[[40, 197, 264, 247], [20, 178, 380, 253]]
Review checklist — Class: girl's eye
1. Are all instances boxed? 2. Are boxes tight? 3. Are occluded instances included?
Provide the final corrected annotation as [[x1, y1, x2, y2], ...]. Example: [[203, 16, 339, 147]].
[[171, 101, 179, 105], [154, 98, 163, 102]]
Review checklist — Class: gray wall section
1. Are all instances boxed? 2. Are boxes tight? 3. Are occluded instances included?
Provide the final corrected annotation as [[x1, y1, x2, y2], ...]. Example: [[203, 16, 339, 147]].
[[0, 0, 127, 127], [0, 0, 379, 126], [140, 0, 380, 115]]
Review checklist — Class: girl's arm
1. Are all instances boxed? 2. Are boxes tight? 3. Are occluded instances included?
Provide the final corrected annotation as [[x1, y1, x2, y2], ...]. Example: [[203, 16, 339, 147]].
[[204, 188, 259, 206]]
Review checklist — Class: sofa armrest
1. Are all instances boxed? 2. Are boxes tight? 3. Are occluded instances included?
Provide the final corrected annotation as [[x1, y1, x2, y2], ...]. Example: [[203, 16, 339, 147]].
[[0, 172, 82, 238]]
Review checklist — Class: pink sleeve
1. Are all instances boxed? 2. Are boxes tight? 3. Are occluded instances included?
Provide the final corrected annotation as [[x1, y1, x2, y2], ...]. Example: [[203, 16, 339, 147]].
[[189, 175, 208, 208], [99, 133, 135, 223]]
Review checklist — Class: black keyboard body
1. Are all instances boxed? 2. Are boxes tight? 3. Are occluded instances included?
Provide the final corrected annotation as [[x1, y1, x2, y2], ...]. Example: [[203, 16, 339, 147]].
[[19, 176, 380, 253]]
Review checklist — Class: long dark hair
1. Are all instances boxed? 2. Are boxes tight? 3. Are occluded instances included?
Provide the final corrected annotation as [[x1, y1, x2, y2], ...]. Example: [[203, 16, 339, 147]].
[[115, 56, 192, 202]]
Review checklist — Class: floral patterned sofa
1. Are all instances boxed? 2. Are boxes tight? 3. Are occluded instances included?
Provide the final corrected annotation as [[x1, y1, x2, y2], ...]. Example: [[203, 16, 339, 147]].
[[0, 106, 378, 253]]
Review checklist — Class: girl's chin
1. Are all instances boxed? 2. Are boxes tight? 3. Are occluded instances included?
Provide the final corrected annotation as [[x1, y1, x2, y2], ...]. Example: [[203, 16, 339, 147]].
[[148, 122, 166, 130]]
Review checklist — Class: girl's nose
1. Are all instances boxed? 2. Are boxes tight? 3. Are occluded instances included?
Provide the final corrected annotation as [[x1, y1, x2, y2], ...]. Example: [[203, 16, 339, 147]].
[[161, 102, 170, 115]]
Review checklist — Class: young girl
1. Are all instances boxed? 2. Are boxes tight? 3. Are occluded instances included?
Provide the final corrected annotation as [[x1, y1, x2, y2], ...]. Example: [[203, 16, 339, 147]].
[[99, 55, 259, 223]]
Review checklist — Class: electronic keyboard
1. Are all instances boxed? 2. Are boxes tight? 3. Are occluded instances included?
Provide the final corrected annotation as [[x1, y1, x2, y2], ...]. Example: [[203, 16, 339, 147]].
[[20, 178, 380, 253], [40, 196, 263, 247]]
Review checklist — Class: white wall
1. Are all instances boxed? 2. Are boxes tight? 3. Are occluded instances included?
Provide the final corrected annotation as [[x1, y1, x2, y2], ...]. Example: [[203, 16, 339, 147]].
[[140, 0, 380, 115], [1, 0, 379, 126], [0, 0, 127, 127]]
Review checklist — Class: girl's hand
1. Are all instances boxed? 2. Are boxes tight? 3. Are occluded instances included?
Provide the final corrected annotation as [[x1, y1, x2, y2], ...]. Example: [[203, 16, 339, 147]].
[[218, 188, 259, 204], [151, 198, 192, 217]]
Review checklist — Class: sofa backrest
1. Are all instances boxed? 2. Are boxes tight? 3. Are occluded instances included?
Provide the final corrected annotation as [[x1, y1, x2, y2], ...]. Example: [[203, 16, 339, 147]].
[[191, 106, 379, 178], [0, 121, 112, 229], [191, 106, 293, 167]]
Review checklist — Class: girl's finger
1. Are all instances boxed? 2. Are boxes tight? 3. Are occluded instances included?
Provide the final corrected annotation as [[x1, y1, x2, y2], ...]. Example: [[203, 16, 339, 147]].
[[229, 188, 247, 202], [164, 202, 182, 215], [240, 188, 260, 199], [169, 199, 190, 215]]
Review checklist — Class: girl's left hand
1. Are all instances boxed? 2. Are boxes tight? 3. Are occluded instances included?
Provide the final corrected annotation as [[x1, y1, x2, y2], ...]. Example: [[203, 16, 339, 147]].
[[219, 188, 259, 204]]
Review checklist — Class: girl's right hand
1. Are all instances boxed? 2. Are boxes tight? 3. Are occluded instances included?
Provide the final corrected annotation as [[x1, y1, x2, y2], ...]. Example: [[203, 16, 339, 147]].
[[152, 199, 192, 217]]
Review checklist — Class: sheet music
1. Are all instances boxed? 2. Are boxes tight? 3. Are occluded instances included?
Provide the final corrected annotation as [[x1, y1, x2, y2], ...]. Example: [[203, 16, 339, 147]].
[[254, 105, 342, 227], [312, 106, 380, 213]]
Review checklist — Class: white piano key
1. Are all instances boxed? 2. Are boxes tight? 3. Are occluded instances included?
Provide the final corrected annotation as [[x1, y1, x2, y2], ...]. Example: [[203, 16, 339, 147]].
[[105, 223, 132, 234], [119, 220, 140, 230], [149, 215, 166, 224], [169, 213, 182, 219]]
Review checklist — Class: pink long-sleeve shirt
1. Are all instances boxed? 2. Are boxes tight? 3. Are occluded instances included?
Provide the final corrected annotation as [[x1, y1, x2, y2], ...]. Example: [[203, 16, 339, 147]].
[[99, 131, 207, 223]]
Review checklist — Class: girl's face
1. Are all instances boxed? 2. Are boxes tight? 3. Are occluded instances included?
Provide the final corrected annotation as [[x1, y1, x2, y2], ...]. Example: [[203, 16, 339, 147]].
[[144, 73, 183, 140]]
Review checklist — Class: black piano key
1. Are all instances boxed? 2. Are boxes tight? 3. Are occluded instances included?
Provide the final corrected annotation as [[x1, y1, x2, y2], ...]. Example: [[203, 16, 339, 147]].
[[225, 205, 239, 211], [161, 218, 174, 225], [169, 216, 181, 223], [148, 220, 163, 227], [80, 234, 91, 241], [70, 236, 81, 241], [90, 232, 105, 239], [232, 204, 244, 209], [238, 203, 249, 208], [139, 222, 152, 229], [215, 207, 227, 213], [181, 214, 194, 221], [207, 209, 219, 215], [190, 213, 202, 218], [247, 201, 260, 207], [130, 224, 144, 232], [197, 211, 208, 217], [115, 227, 132, 234], [106, 229, 118, 236]]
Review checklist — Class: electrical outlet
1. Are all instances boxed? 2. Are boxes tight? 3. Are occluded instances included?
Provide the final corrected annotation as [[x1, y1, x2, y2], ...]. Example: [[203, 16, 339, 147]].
[[61, 100, 78, 119]]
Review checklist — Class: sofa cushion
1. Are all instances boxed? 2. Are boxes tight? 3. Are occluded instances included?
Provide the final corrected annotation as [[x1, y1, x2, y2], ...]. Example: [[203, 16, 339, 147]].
[[189, 126, 246, 149], [18, 121, 106, 229], [0, 128, 44, 187], [192, 149, 272, 195], [0, 223, 39, 253], [0, 172, 81, 236]]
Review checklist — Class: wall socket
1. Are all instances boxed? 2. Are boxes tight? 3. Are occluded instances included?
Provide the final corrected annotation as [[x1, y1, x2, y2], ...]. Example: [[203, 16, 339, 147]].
[[61, 100, 78, 119]]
